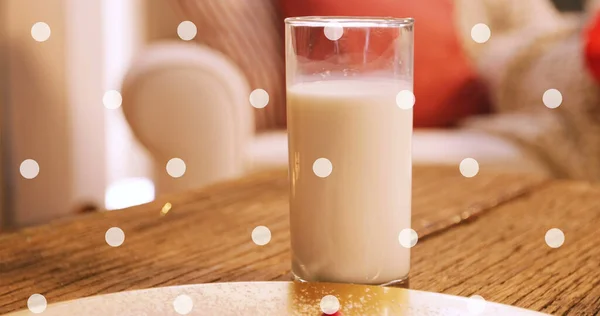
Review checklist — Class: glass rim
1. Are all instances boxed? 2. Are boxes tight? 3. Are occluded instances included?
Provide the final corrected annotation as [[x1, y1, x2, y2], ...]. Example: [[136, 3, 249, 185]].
[[284, 16, 414, 28]]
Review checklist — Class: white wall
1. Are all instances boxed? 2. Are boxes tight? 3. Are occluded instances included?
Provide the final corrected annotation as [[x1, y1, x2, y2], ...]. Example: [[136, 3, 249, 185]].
[[102, 0, 154, 210]]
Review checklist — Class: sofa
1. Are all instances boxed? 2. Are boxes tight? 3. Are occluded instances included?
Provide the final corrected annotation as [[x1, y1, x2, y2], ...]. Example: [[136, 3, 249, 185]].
[[120, 39, 551, 196], [120, 0, 556, 196]]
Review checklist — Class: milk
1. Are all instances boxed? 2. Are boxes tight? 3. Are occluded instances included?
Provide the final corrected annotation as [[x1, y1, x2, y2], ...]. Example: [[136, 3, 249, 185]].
[[287, 79, 413, 285]]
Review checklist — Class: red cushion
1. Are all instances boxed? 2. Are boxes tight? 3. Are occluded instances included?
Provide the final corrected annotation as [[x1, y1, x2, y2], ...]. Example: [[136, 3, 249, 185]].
[[585, 11, 600, 84], [280, 0, 490, 127]]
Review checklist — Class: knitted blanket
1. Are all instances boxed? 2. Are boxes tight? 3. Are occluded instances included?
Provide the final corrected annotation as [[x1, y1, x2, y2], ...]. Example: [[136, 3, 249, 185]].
[[456, 0, 600, 181]]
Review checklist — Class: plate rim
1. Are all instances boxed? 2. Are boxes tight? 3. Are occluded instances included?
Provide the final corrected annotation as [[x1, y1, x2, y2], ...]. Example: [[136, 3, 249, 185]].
[[4, 281, 550, 316]]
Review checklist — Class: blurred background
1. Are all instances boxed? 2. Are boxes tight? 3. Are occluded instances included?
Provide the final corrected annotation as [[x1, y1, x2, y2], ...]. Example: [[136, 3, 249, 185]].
[[0, 0, 595, 230], [1, 0, 181, 228]]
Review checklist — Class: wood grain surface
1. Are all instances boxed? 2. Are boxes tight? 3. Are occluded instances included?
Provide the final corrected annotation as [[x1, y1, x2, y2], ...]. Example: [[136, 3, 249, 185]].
[[1, 166, 597, 315]]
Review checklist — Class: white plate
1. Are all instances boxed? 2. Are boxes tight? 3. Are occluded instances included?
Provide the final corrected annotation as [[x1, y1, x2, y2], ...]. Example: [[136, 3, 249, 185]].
[[5, 281, 549, 316]]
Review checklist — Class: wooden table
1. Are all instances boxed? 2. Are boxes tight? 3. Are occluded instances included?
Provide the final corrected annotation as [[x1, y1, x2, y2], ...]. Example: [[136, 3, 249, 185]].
[[1, 166, 599, 315]]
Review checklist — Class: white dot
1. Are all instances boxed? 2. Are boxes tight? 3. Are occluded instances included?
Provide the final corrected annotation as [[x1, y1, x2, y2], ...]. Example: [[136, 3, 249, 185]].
[[177, 21, 197, 41], [166, 158, 186, 178], [460, 158, 479, 178], [324, 23, 344, 41], [543, 89, 563, 109], [398, 228, 419, 248], [20, 159, 40, 179], [249, 89, 269, 108], [105, 227, 125, 247], [320, 295, 340, 315], [396, 90, 415, 110], [471, 23, 491, 44], [545, 228, 565, 248], [103, 90, 122, 109], [27, 294, 47, 314], [467, 295, 486, 315], [313, 158, 333, 178], [173, 294, 194, 315], [252, 226, 271, 246], [31, 22, 51, 42]]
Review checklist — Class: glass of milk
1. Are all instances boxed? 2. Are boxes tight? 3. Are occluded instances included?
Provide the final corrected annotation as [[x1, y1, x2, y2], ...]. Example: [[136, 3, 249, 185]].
[[285, 17, 415, 286]]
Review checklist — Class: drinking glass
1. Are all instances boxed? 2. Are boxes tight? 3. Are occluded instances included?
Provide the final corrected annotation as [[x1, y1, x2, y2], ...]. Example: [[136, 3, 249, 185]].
[[285, 16, 415, 286]]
